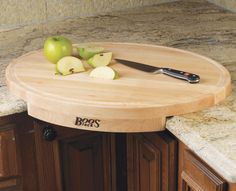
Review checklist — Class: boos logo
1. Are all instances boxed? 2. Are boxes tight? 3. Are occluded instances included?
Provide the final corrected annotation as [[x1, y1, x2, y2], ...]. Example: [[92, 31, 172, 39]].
[[75, 117, 101, 128]]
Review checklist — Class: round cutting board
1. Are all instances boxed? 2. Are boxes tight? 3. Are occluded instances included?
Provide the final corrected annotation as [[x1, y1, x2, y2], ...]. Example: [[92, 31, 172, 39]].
[[6, 42, 231, 132]]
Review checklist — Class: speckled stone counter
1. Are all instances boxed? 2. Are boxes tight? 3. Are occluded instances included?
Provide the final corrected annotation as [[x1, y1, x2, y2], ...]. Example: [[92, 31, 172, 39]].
[[0, 59, 26, 116], [1, 0, 236, 182]]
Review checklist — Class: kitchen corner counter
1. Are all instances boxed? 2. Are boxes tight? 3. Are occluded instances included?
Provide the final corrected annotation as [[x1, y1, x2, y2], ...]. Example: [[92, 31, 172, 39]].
[[166, 87, 236, 183], [0, 58, 26, 117], [1, 0, 236, 183]]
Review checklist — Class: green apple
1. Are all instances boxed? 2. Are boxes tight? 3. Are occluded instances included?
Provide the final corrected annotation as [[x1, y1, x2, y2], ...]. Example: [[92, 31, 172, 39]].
[[79, 47, 104, 60], [89, 66, 118, 80], [87, 52, 112, 68], [44, 36, 72, 64], [56, 56, 85, 75]]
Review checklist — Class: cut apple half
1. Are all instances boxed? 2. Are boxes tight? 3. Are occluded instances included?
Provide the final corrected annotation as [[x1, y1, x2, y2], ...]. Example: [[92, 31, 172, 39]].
[[89, 66, 118, 80], [87, 52, 112, 68], [79, 46, 104, 60], [56, 56, 85, 75]]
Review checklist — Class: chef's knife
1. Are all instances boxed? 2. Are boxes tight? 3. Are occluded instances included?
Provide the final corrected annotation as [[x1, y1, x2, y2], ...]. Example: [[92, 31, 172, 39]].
[[115, 59, 200, 83]]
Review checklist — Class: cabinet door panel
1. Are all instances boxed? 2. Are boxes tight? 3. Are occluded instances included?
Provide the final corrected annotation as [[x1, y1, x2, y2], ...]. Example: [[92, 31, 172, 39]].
[[138, 140, 161, 191], [127, 132, 177, 191], [61, 134, 105, 191], [34, 121, 115, 191], [0, 126, 18, 178], [181, 171, 204, 191], [0, 113, 39, 191], [179, 142, 227, 191]]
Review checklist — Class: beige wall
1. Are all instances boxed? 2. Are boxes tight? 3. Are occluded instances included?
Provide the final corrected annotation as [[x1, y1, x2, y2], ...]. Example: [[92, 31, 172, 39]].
[[207, 0, 236, 12], [0, 0, 175, 30]]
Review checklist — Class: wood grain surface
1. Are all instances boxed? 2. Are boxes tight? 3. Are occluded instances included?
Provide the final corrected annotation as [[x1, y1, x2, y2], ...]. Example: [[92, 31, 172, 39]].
[[6, 42, 231, 132]]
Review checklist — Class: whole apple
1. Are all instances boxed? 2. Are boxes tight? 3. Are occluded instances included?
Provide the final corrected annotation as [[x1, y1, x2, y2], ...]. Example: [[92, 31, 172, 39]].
[[43, 36, 72, 64]]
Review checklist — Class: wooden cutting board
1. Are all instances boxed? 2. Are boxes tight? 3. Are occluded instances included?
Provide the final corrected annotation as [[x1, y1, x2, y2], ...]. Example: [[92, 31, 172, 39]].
[[6, 42, 231, 132]]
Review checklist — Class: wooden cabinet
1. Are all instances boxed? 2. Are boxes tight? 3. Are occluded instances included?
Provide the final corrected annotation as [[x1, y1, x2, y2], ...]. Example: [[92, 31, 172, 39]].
[[33, 120, 116, 191], [126, 131, 178, 191], [178, 142, 227, 191], [33, 121, 178, 191], [1, 112, 233, 191]]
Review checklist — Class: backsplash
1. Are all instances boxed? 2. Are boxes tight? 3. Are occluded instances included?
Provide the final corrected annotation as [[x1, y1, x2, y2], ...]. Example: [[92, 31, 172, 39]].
[[0, 0, 175, 30], [207, 0, 236, 12]]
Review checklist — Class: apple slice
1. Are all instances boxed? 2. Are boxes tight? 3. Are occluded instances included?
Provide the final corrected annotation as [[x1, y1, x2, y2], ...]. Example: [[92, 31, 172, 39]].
[[89, 66, 118, 80], [56, 56, 85, 75], [87, 52, 112, 68], [79, 47, 104, 60]]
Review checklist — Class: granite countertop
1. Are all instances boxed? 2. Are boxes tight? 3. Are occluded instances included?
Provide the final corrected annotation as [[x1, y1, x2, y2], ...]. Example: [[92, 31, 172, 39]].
[[1, 0, 236, 183]]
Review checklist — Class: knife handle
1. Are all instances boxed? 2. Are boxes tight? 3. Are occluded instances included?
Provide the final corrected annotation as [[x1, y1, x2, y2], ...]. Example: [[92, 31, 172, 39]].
[[161, 68, 200, 83]]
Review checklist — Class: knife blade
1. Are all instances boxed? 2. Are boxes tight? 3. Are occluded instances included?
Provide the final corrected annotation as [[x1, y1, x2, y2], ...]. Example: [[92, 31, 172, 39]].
[[115, 58, 200, 84]]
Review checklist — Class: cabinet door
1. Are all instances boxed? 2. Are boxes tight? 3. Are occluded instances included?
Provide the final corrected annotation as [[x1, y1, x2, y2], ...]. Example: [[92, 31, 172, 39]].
[[34, 121, 116, 191], [0, 126, 19, 191], [179, 142, 227, 191], [0, 113, 38, 191], [127, 131, 177, 191], [0, 127, 18, 178]]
